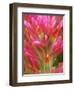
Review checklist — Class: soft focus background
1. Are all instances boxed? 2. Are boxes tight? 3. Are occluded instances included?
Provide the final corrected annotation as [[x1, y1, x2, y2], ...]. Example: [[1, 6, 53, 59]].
[[0, 0, 74, 89]]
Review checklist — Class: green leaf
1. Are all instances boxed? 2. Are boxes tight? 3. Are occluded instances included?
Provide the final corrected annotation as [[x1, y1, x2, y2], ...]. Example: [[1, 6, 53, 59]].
[[52, 54, 63, 68]]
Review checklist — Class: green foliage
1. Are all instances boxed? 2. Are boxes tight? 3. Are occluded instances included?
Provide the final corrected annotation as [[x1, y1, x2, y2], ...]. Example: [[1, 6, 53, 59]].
[[53, 54, 63, 68]]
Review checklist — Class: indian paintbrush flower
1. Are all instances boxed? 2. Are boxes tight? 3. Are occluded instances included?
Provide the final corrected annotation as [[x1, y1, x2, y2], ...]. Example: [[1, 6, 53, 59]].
[[24, 14, 63, 74]]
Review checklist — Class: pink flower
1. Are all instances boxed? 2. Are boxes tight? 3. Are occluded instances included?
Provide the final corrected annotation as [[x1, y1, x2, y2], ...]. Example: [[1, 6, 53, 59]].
[[51, 36, 63, 55], [24, 14, 63, 73]]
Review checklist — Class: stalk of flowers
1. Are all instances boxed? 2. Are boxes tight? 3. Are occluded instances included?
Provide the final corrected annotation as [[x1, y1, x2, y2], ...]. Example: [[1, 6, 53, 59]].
[[24, 14, 63, 74]]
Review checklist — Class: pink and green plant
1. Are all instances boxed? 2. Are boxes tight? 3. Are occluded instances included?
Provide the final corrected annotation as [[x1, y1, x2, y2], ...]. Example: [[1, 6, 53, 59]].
[[23, 14, 63, 74]]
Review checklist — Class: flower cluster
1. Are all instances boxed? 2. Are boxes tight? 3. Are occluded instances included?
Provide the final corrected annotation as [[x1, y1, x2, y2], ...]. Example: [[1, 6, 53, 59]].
[[24, 14, 63, 74]]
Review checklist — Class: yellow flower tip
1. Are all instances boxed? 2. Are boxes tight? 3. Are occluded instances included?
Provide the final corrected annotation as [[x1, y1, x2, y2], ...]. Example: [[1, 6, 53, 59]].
[[39, 32, 45, 40]]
